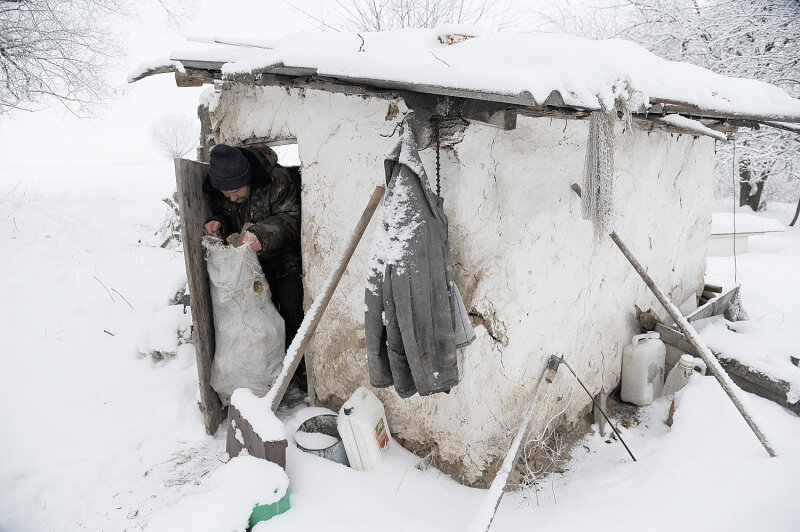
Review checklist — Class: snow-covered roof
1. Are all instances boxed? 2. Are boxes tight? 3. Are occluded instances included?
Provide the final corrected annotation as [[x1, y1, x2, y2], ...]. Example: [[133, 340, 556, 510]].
[[711, 212, 785, 235], [163, 28, 800, 123]]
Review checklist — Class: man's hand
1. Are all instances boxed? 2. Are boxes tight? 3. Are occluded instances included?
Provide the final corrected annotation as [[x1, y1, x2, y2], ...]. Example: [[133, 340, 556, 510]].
[[241, 230, 262, 251], [204, 220, 221, 236]]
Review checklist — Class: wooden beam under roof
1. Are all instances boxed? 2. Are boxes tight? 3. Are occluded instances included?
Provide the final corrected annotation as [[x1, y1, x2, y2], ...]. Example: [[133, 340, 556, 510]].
[[166, 59, 796, 134], [652, 98, 800, 125]]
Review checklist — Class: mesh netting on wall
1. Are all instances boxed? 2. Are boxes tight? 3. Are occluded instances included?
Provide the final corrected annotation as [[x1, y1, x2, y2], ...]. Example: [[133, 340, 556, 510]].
[[581, 109, 617, 241]]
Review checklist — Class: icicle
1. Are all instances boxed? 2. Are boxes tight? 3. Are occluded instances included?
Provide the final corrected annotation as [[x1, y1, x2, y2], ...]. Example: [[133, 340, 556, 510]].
[[581, 107, 616, 241]]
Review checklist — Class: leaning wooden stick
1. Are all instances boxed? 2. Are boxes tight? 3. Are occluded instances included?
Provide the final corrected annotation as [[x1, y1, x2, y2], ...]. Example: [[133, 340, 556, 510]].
[[469, 355, 562, 532], [571, 183, 776, 458], [266, 185, 386, 411]]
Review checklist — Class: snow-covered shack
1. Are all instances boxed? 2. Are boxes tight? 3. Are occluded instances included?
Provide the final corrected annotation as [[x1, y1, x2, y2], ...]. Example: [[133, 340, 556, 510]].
[[132, 28, 800, 486]]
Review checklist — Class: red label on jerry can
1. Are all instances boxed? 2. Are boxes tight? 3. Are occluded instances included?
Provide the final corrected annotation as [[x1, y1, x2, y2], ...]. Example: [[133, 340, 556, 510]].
[[374, 418, 389, 451]]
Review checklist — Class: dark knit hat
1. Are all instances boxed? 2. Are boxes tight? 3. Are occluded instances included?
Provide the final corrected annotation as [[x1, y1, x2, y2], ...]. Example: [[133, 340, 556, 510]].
[[209, 144, 252, 191]]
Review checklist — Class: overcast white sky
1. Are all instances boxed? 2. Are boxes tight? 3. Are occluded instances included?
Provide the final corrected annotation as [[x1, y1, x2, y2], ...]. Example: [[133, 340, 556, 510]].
[[0, 0, 559, 168]]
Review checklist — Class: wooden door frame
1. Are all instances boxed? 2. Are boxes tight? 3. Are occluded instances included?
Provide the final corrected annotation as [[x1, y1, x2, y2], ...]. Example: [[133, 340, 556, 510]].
[[175, 158, 225, 435]]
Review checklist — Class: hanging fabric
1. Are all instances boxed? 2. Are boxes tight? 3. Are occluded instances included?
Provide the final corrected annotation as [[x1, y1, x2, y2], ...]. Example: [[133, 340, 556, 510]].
[[581, 107, 616, 241], [365, 122, 476, 399]]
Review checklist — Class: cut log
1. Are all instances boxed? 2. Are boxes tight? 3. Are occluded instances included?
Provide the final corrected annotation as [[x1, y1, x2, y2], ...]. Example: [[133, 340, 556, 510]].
[[704, 283, 723, 294], [686, 285, 740, 323], [175, 158, 225, 435], [701, 290, 717, 300]]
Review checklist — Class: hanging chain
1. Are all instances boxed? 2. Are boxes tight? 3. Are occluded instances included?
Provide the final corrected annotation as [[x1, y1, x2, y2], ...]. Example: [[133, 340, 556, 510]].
[[434, 117, 441, 197]]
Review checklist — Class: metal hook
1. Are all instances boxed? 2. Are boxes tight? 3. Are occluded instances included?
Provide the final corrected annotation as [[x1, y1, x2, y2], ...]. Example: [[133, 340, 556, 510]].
[[380, 110, 415, 138]]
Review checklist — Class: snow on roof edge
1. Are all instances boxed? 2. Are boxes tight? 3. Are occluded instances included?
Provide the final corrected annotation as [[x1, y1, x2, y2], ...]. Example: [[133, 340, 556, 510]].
[[163, 29, 800, 123]]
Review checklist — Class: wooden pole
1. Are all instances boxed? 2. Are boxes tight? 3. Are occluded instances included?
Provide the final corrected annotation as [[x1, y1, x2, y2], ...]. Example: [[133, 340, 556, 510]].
[[469, 356, 561, 532], [571, 183, 776, 457], [175, 158, 226, 435], [266, 185, 385, 411]]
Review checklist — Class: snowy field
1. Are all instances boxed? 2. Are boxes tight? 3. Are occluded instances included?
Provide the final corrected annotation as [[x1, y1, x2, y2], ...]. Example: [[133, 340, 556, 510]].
[[1, 164, 799, 531]]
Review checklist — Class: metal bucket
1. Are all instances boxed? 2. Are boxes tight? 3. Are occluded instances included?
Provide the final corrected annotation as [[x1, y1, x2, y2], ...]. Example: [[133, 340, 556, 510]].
[[295, 414, 350, 466]]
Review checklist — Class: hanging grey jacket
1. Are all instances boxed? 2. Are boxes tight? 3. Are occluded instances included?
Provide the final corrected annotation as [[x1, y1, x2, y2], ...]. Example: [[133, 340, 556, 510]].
[[365, 126, 475, 398]]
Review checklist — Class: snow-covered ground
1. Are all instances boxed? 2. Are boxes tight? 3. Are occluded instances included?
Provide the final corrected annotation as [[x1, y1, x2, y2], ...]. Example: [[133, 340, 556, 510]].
[[1, 162, 798, 531]]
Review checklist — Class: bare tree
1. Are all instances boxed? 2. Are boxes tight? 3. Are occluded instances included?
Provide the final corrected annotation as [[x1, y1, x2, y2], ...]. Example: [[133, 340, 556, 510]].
[[290, 0, 523, 31], [620, 1, 800, 210], [0, 0, 195, 116], [0, 0, 123, 115], [533, 0, 800, 209], [149, 113, 198, 159]]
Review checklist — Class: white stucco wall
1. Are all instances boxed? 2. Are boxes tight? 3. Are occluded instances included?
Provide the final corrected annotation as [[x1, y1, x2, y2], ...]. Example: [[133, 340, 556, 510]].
[[207, 83, 713, 485]]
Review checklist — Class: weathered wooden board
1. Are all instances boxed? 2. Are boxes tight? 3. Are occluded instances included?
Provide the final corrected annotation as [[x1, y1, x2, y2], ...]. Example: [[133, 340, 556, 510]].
[[469, 356, 561, 532], [656, 323, 696, 355], [266, 186, 385, 412], [656, 323, 798, 413], [226, 404, 287, 468], [685, 285, 739, 323], [461, 100, 517, 130], [175, 158, 225, 435]]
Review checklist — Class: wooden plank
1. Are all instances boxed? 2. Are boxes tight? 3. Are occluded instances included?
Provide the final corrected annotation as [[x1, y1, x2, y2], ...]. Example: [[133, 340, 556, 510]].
[[759, 121, 800, 134], [593, 388, 608, 436], [226, 404, 287, 467], [461, 100, 517, 130], [685, 285, 739, 323], [266, 185, 386, 411], [701, 290, 717, 300], [167, 56, 800, 124], [656, 323, 797, 413], [175, 158, 225, 435], [175, 70, 211, 87], [128, 64, 177, 83], [652, 99, 800, 124], [571, 183, 776, 457], [656, 323, 697, 355], [469, 356, 561, 532], [721, 359, 797, 414]]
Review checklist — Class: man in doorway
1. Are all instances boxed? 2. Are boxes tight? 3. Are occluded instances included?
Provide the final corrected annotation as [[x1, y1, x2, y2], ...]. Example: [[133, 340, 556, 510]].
[[202, 143, 304, 356]]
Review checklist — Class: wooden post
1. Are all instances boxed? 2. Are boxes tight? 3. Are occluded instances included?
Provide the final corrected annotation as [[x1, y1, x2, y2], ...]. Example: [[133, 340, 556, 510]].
[[226, 403, 288, 467], [266, 185, 386, 411], [571, 183, 776, 457], [175, 158, 225, 435], [469, 356, 561, 532]]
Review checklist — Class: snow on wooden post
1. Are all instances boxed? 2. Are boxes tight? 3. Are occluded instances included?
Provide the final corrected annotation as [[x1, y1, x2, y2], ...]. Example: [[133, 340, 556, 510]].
[[175, 158, 225, 435], [468, 355, 562, 532], [266, 185, 386, 411], [571, 183, 777, 458]]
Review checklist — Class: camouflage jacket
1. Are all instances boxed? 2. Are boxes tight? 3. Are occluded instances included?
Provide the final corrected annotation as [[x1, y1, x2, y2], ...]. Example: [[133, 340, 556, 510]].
[[204, 145, 301, 281]]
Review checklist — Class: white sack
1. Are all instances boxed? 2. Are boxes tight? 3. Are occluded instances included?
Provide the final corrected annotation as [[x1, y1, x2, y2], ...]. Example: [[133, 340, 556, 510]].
[[203, 236, 285, 405]]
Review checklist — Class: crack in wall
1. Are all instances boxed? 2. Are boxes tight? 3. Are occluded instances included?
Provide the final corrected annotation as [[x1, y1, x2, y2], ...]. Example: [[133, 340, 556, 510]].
[[468, 302, 508, 347]]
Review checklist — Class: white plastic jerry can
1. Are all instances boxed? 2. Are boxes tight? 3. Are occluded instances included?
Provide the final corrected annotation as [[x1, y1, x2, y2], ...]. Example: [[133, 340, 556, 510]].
[[662, 354, 707, 397], [337, 387, 391, 471], [621, 331, 666, 406]]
